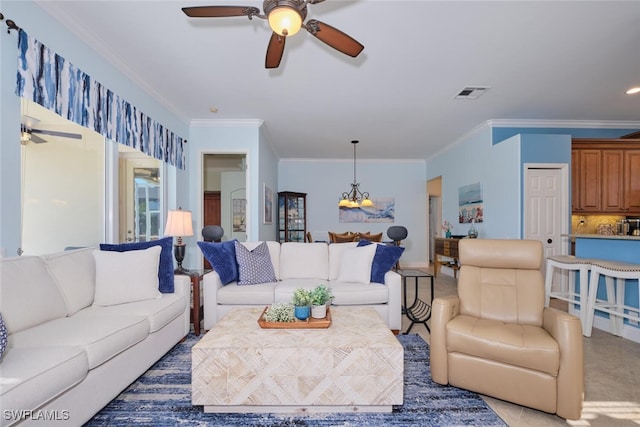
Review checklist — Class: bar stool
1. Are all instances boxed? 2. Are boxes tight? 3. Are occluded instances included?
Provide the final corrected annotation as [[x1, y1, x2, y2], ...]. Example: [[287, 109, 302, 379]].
[[544, 255, 591, 334], [584, 259, 640, 338]]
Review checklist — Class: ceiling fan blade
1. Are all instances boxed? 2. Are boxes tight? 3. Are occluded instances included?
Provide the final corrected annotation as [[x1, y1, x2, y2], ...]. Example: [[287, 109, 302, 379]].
[[265, 32, 286, 69], [305, 19, 364, 58], [29, 133, 48, 144], [182, 5, 260, 18], [31, 129, 82, 140], [22, 114, 40, 129]]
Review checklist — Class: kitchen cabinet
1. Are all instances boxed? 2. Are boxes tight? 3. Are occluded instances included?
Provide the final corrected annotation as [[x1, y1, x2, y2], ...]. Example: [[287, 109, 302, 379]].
[[572, 140, 640, 215], [278, 191, 307, 242], [572, 148, 602, 212]]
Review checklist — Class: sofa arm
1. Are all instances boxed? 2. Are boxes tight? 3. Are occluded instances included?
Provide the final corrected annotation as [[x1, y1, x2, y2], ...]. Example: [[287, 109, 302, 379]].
[[430, 295, 460, 385], [384, 270, 402, 331], [543, 307, 584, 420], [173, 274, 191, 297], [202, 270, 224, 330]]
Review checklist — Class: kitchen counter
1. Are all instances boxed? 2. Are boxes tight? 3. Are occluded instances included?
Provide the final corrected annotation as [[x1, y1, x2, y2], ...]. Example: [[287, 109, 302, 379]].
[[563, 234, 640, 241]]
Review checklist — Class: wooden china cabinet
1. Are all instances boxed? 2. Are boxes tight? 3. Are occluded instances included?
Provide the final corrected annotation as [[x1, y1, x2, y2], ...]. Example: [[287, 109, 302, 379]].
[[278, 191, 307, 243]]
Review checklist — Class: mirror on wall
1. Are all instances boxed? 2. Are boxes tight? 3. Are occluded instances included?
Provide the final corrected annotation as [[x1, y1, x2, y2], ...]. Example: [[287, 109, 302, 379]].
[[20, 99, 166, 254]]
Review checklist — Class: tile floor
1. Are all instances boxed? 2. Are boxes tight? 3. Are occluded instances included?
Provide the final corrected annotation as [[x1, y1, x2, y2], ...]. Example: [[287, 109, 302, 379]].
[[401, 270, 640, 426]]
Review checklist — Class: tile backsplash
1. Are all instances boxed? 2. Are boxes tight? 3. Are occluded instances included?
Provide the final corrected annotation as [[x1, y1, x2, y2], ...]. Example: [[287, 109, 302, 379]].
[[571, 215, 625, 235]]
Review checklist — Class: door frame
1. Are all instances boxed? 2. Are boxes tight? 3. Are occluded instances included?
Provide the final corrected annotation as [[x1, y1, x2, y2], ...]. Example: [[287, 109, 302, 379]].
[[197, 149, 250, 269]]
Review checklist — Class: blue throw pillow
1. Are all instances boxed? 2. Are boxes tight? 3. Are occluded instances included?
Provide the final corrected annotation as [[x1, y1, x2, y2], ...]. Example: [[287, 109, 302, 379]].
[[357, 240, 405, 284], [100, 237, 174, 293], [234, 241, 277, 285], [197, 240, 239, 285]]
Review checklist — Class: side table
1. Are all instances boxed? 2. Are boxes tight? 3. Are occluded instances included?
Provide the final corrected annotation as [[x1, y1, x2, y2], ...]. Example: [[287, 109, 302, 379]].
[[397, 269, 434, 334], [176, 269, 209, 336]]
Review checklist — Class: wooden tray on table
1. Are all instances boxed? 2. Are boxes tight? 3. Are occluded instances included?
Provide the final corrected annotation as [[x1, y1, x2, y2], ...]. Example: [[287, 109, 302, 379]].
[[257, 306, 332, 329]]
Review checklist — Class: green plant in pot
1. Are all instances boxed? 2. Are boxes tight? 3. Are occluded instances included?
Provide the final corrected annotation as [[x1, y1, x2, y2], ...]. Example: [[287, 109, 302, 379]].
[[291, 288, 312, 320], [310, 284, 333, 319]]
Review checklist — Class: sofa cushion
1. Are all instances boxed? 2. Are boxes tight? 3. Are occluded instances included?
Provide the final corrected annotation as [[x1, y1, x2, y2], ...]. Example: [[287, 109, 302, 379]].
[[328, 242, 359, 280], [100, 236, 174, 293], [274, 279, 330, 303], [446, 314, 560, 376], [329, 280, 389, 305], [76, 293, 186, 333], [337, 243, 376, 284], [235, 241, 277, 285], [197, 240, 239, 285], [217, 282, 277, 305], [0, 256, 67, 334], [357, 240, 405, 284], [42, 247, 96, 315], [93, 246, 162, 306], [280, 242, 328, 280], [9, 313, 149, 370], [0, 313, 6, 360], [0, 346, 88, 419]]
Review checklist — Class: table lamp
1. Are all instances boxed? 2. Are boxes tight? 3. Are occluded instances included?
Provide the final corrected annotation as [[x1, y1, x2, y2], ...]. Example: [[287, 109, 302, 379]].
[[164, 207, 194, 274]]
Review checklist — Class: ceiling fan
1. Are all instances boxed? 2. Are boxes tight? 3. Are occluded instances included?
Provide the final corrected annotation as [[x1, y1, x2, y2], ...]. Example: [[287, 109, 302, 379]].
[[20, 115, 82, 145], [182, 0, 364, 68]]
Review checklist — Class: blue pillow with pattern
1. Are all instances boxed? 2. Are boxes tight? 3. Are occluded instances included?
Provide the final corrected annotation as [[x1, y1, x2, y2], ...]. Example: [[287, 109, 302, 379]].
[[197, 240, 239, 285], [234, 241, 277, 285], [0, 312, 7, 360], [357, 240, 405, 283], [100, 237, 174, 293]]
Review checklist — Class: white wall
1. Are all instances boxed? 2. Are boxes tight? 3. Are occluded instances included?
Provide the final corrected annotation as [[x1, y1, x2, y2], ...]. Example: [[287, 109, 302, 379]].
[[426, 125, 521, 239], [278, 159, 428, 267]]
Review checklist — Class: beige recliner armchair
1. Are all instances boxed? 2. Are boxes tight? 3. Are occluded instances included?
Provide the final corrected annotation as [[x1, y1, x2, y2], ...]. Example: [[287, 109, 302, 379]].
[[431, 239, 584, 420]]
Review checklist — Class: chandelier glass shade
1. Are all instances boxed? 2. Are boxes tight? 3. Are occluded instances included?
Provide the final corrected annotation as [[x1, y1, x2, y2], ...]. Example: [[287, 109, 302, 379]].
[[268, 5, 303, 36], [338, 140, 373, 208]]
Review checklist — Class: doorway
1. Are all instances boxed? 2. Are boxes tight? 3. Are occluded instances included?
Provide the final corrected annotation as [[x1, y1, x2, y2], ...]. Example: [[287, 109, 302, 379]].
[[523, 164, 569, 275]]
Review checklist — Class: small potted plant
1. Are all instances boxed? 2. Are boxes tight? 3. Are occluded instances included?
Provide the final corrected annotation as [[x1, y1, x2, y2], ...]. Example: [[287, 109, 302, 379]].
[[263, 302, 295, 323], [310, 284, 333, 319], [291, 288, 312, 320]]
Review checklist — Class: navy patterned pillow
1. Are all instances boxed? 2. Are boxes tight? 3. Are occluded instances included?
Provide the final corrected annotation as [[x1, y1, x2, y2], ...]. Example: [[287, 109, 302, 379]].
[[234, 241, 277, 285], [197, 240, 239, 285], [357, 240, 405, 283], [100, 237, 174, 293], [0, 312, 7, 360]]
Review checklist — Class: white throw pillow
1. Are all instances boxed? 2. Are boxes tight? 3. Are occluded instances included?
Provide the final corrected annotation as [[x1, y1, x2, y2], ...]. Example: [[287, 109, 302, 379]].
[[93, 246, 162, 306], [336, 243, 376, 284]]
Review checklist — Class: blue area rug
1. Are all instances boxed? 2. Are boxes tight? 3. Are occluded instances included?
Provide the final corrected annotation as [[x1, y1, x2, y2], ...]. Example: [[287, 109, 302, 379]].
[[87, 334, 506, 426]]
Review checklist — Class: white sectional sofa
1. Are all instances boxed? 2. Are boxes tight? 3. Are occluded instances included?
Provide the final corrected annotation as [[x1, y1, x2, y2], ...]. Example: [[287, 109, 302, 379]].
[[0, 246, 190, 427], [202, 241, 402, 332]]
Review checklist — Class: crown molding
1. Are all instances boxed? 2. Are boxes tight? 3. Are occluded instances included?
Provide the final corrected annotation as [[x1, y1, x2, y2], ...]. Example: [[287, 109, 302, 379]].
[[189, 119, 264, 127], [487, 119, 640, 129]]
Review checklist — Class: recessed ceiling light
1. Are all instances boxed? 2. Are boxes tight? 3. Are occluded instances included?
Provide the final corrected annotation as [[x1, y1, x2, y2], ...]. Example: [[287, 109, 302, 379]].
[[626, 87, 640, 95], [209, 107, 218, 113]]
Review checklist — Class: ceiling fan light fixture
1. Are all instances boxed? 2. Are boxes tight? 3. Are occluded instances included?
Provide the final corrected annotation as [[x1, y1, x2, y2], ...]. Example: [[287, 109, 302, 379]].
[[268, 5, 302, 36]]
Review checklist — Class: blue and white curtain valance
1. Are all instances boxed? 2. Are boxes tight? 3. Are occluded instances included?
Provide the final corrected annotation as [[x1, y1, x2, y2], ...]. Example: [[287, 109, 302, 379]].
[[16, 29, 185, 169]]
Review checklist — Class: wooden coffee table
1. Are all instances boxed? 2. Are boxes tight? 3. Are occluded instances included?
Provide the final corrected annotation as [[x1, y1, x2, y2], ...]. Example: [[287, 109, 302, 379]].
[[191, 306, 404, 413]]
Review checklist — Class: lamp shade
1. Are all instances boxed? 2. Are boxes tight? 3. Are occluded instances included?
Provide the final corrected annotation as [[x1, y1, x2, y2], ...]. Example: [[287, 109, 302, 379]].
[[164, 208, 194, 238], [268, 6, 302, 36]]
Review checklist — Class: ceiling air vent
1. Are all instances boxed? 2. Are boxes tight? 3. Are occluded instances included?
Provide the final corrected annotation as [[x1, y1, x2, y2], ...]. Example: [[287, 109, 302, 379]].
[[455, 86, 490, 100]]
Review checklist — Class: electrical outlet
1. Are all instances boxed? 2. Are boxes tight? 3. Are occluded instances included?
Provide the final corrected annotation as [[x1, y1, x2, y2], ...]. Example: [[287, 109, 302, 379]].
[[628, 312, 639, 326]]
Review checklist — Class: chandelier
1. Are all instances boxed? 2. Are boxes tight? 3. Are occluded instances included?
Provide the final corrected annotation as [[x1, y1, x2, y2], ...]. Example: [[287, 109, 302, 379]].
[[338, 140, 374, 208]]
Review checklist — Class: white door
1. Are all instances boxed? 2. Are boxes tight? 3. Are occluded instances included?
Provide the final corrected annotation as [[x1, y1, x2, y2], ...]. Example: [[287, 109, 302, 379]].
[[524, 164, 569, 281]]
